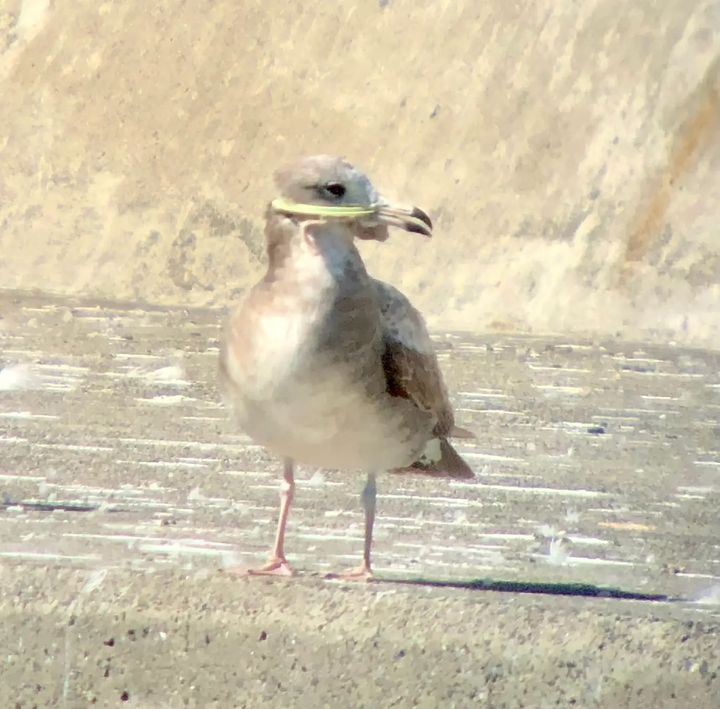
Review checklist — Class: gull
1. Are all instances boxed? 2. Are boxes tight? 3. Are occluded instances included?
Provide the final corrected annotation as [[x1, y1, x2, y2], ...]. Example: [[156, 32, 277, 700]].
[[220, 155, 474, 579]]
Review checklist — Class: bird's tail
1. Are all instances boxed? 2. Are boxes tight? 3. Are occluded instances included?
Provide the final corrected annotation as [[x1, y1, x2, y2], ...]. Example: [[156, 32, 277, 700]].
[[391, 437, 475, 479]]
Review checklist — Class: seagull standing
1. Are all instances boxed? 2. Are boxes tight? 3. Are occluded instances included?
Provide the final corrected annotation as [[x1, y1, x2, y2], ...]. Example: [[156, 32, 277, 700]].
[[221, 155, 473, 579]]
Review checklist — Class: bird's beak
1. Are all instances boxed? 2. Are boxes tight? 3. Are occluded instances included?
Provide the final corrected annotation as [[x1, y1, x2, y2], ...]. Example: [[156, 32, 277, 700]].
[[374, 200, 433, 238], [270, 195, 433, 241]]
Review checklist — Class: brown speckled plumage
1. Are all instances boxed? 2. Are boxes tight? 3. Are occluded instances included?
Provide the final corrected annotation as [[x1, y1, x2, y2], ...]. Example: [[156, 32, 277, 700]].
[[220, 155, 473, 578]]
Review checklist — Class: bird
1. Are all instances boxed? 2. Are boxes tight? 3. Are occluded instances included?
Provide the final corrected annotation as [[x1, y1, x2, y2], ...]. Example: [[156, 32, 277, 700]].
[[220, 154, 474, 580]]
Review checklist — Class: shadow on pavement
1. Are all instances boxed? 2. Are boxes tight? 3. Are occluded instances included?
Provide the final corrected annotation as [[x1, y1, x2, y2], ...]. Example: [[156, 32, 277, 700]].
[[378, 575, 672, 602]]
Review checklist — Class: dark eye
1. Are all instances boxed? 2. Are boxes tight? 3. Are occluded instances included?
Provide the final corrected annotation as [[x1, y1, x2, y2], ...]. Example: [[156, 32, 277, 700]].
[[324, 182, 346, 198]]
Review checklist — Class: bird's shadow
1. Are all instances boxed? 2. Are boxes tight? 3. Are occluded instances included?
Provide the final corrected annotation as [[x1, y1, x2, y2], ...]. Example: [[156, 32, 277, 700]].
[[362, 575, 674, 602]]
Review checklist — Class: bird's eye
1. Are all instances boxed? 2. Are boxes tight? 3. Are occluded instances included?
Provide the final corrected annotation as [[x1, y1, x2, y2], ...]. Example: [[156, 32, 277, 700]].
[[324, 182, 346, 198]]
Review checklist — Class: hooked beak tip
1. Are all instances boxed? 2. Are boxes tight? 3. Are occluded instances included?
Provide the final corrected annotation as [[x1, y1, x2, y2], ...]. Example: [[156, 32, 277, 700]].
[[376, 203, 433, 238], [406, 221, 433, 238], [410, 206, 433, 232]]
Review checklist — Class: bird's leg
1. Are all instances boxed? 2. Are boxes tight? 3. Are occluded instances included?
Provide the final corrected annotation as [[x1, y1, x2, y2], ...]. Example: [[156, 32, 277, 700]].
[[360, 471, 377, 575], [327, 471, 377, 581], [245, 458, 295, 577]]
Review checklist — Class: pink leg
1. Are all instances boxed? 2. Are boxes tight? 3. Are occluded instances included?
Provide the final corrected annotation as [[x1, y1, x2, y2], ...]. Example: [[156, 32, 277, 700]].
[[243, 458, 295, 577], [327, 472, 376, 581]]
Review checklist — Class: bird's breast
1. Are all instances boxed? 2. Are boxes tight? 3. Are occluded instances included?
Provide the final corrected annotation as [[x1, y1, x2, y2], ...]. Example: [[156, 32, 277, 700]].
[[223, 259, 381, 402]]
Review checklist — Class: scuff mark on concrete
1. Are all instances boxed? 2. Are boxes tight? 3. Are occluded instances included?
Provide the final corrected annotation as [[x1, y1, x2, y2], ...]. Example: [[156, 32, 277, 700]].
[[622, 56, 720, 270]]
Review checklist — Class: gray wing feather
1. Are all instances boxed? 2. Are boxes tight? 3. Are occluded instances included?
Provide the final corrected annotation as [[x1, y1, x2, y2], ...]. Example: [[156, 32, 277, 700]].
[[374, 279, 455, 436]]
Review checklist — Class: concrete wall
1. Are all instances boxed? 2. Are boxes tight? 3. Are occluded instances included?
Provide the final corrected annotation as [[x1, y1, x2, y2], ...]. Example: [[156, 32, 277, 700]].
[[1, 0, 719, 344]]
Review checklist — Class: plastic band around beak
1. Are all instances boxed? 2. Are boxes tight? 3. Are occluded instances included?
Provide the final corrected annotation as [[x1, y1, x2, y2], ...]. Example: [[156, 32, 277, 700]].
[[271, 197, 376, 218]]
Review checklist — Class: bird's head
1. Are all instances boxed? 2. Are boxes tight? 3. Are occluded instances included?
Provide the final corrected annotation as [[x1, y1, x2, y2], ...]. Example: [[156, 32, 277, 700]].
[[271, 155, 432, 241]]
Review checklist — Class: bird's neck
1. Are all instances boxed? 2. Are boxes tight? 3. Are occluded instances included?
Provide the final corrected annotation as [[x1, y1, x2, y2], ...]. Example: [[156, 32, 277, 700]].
[[264, 213, 369, 289]]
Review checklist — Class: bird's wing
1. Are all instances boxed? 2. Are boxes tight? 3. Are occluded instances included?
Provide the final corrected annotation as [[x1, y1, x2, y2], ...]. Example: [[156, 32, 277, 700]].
[[374, 279, 455, 436]]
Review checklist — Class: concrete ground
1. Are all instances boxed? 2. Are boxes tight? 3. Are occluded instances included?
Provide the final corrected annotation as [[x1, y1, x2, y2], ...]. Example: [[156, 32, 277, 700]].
[[1, 291, 719, 707]]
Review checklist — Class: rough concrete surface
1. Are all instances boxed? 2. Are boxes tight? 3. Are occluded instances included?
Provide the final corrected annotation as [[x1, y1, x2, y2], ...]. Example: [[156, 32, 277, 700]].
[[1, 1, 720, 344], [2, 566, 719, 709], [1, 293, 720, 707]]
